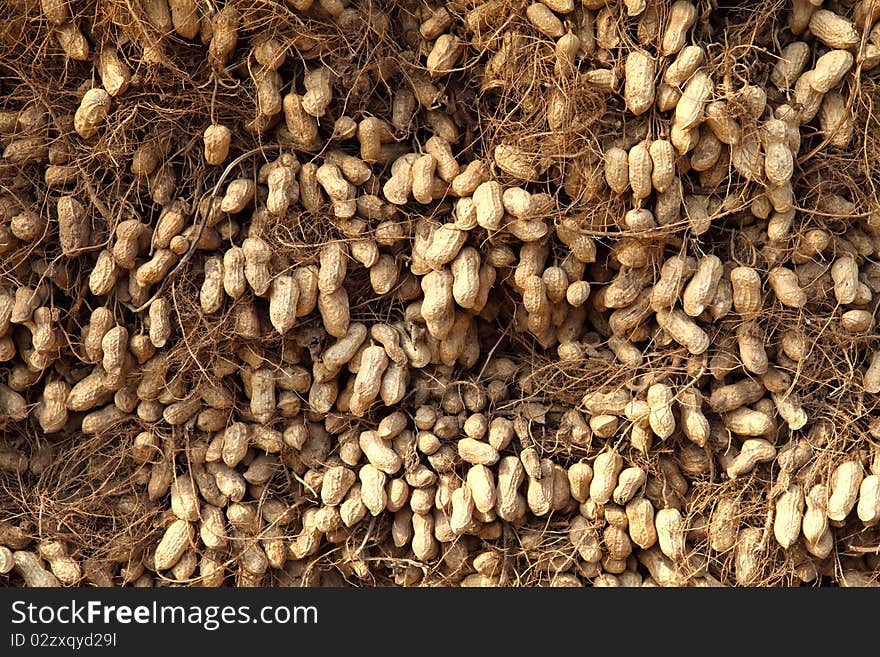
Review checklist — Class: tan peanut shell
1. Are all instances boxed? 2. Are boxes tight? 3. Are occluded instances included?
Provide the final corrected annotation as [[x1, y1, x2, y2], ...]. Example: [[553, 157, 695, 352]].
[[200, 256, 224, 314], [665, 45, 704, 86], [56, 22, 89, 60], [723, 408, 774, 437], [473, 180, 504, 230], [203, 124, 231, 165], [661, 1, 698, 55], [770, 41, 810, 89], [768, 267, 806, 308], [678, 387, 709, 447], [674, 70, 713, 130], [626, 497, 657, 549], [649, 139, 675, 193], [708, 496, 738, 553], [827, 461, 863, 522], [809, 10, 859, 50], [74, 88, 111, 139], [655, 508, 686, 561], [604, 147, 629, 194], [730, 266, 762, 316], [98, 46, 130, 97], [733, 527, 763, 585], [421, 269, 455, 339], [857, 475, 880, 525], [818, 92, 853, 149], [810, 50, 854, 94], [793, 71, 824, 123], [774, 484, 804, 549], [57, 196, 89, 255], [154, 519, 194, 570], [803, 484, 831, 557], [647, 383, 675, 439], [589, 451, 623, 504], [628, 141, 653, 201], [13, 551, 61, 587], [268, 275, 299, 336], [682, 255, 723, 317], [526, 3, 565, 39], [624, 50, 655, 116], [318, 286, 350, 338], [736, 321, 768, 375]]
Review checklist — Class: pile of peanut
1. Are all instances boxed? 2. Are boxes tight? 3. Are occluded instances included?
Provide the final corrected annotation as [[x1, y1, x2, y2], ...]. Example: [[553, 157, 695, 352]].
[[2, 0, 880, 587]]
